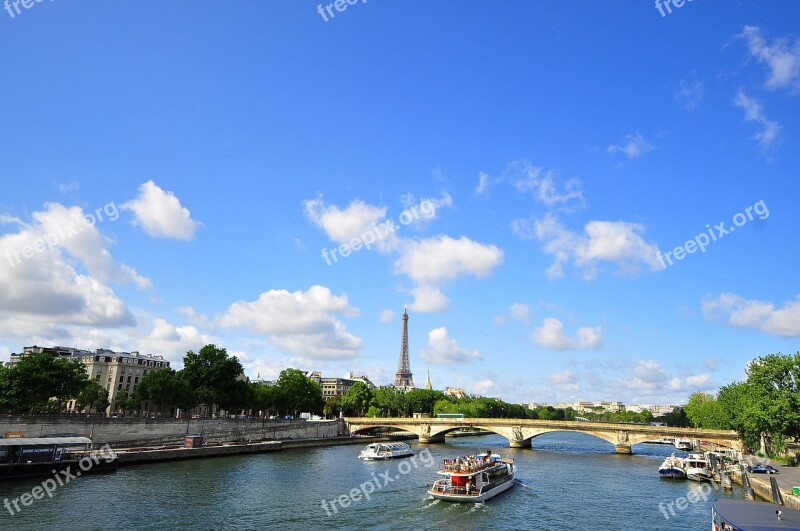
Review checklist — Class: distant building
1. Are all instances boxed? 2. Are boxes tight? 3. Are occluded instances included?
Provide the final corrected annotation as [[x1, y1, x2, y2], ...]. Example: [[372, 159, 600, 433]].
[[9, 345, 171, 415], [444, 387, 466, 399], [424, 370, 432, 391], [343, 372, 376, 390], [69, 348, 171, 414], [306, 371, 375, 400]]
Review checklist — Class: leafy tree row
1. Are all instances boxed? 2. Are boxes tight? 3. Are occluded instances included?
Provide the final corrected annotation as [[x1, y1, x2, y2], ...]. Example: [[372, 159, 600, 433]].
[[683, 352, 800, 454], [0, 353, 109, 414]]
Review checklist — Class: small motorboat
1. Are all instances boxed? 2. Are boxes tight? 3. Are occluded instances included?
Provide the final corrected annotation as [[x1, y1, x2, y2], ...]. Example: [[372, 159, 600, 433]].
[[684, 453, 713, 482], [659, 453, 686, 479]]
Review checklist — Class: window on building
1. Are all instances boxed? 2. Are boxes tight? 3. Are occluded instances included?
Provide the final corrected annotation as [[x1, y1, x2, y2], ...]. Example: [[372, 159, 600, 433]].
[[134, 377, 139, 384], [119, 376, 124, 383], [127, 376, 132, 383]]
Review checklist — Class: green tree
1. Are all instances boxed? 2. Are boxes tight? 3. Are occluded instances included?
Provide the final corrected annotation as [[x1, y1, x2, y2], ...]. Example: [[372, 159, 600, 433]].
[[323, 397, 340, 419], [339, 382, 372, 416], [135, 370, 195, 418], [684, 392, 731, 430], [404, 389, 446, 417], [371, 387, 406, 417], [76, 380, 110, 415], [181, 345, 244, 416], [8, 353, 89, 413], [274, 369, 324, 417], [255, 384, 280, 419]]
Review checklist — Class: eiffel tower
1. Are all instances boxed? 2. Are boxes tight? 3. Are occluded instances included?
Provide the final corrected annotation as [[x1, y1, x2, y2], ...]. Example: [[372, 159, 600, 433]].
[[393, 307, 415, 390]]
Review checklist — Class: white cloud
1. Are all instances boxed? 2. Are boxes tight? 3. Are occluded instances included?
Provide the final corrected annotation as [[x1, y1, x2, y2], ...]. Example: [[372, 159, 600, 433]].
[[419, 327, 482, 364], [739, 25, 800, 91], [219, 285, 363, 360], [675, 73, 704, 110], [394, 235, 503, 286], [508, 303, 531, 324], [304, 196, 502, 313], [546, 370, 580, 393], [407, 285, 450, 313], [733, 90, 781, 150], [534, 214, 661, 280], [136, 318, 215, 366], [122, 180, 202, 240], [395, 235, 503, 312], [475, 160, 585, 211], [378, 309, 395, 323], [468, 379, 498, 397], [304, 196, 388, 244], [398, 192, 453, 229], [474, 172, 492, 197], [531, 317, 602, 351], [606, 132, 655, 160], [702, 293, 800, 337], [0, 202, 147, 330]]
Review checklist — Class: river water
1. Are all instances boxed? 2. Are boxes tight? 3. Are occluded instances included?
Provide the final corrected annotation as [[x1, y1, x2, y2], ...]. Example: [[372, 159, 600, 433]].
[[0, 432, 745, 530]]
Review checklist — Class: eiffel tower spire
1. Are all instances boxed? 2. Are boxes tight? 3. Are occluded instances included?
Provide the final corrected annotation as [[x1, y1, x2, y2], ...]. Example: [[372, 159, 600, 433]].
[[394, 307, 414, 389]]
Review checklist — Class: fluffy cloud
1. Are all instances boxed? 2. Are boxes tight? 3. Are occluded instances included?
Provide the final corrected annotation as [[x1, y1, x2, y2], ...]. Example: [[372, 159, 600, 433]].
[[305, 195, 502, 312], [419, 327, 482, 364], [702, 293, 800, 337], [739, 25, 800, 91], [533, 214, 661, 280], [733, 90, 782, 150], [394, 235, 503, 285], [606, 132, 655, 160], [122, 180, 202, 240], [0, 202, 148, 331], [395, 236, 503, 312], [219, 285, 363, 360], [304, 196, 389, 246], [531, 317, 602, 351]]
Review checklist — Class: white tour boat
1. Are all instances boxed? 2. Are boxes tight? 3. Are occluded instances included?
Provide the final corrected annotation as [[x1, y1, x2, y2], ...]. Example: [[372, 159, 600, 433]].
[[358, 442, 413, 460], [428, 451, 516, 503]]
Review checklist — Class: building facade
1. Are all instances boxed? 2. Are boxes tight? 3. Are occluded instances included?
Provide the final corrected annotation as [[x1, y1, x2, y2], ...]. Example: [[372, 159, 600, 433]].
[[9, 345, 171, 415]]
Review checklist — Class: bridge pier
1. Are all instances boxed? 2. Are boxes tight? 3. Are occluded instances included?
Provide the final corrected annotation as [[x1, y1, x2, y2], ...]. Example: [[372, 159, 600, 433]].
[[418, 434, 446, 444], [509, 439, 532, 449], [614, 444, 632, 455]]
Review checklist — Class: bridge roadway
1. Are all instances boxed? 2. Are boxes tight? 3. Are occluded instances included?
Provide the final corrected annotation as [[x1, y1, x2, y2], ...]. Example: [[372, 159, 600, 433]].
[[345, 417, 744, 454]]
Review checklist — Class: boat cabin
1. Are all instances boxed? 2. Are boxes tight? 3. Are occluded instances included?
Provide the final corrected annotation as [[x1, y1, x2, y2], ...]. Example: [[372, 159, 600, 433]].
[[0, 437, 93, 464]]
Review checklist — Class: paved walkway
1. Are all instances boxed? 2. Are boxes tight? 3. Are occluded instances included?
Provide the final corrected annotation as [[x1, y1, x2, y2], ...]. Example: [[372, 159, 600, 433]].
[[743, 454, 800, 509]]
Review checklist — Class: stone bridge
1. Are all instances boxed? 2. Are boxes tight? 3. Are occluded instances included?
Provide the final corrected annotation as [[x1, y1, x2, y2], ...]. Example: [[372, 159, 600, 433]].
[[345, 417, 744, 454]]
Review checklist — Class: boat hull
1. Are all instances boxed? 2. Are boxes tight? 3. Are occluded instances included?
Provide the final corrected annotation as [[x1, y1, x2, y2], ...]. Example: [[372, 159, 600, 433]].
[[658, 467, 686, 480], [686, 468, 713, 482]]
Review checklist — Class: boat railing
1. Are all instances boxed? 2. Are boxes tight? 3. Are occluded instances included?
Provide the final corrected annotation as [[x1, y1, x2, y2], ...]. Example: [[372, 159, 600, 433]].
[[431, 480, 470, 496], [441, 461, 493, 474]]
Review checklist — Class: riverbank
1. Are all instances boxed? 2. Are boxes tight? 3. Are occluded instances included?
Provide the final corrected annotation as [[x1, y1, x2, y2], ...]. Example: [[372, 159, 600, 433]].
[[114, 435, 416, 466], [729, 459, 800, 511]]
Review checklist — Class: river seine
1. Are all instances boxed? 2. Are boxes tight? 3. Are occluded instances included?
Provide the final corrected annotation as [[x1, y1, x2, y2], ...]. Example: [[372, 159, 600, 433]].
[[1, 432, 744, 530]]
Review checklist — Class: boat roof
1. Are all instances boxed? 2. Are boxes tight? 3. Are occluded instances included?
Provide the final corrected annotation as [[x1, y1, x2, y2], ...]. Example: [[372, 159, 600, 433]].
[[713, 499, 800, 530], [0, 437, 92, 447]]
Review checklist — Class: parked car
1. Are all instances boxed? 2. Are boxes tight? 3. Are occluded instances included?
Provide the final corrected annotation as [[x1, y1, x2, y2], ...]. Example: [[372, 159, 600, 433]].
[[747, 464, 778, 474]]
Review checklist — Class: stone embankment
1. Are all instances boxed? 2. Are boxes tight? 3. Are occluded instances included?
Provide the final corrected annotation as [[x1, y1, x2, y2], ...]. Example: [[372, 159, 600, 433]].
[[0, 416, 345, 447]]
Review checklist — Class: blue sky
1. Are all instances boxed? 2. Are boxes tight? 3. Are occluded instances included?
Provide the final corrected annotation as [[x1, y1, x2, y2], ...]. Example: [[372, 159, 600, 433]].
[[1, 1, 799, 405]]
